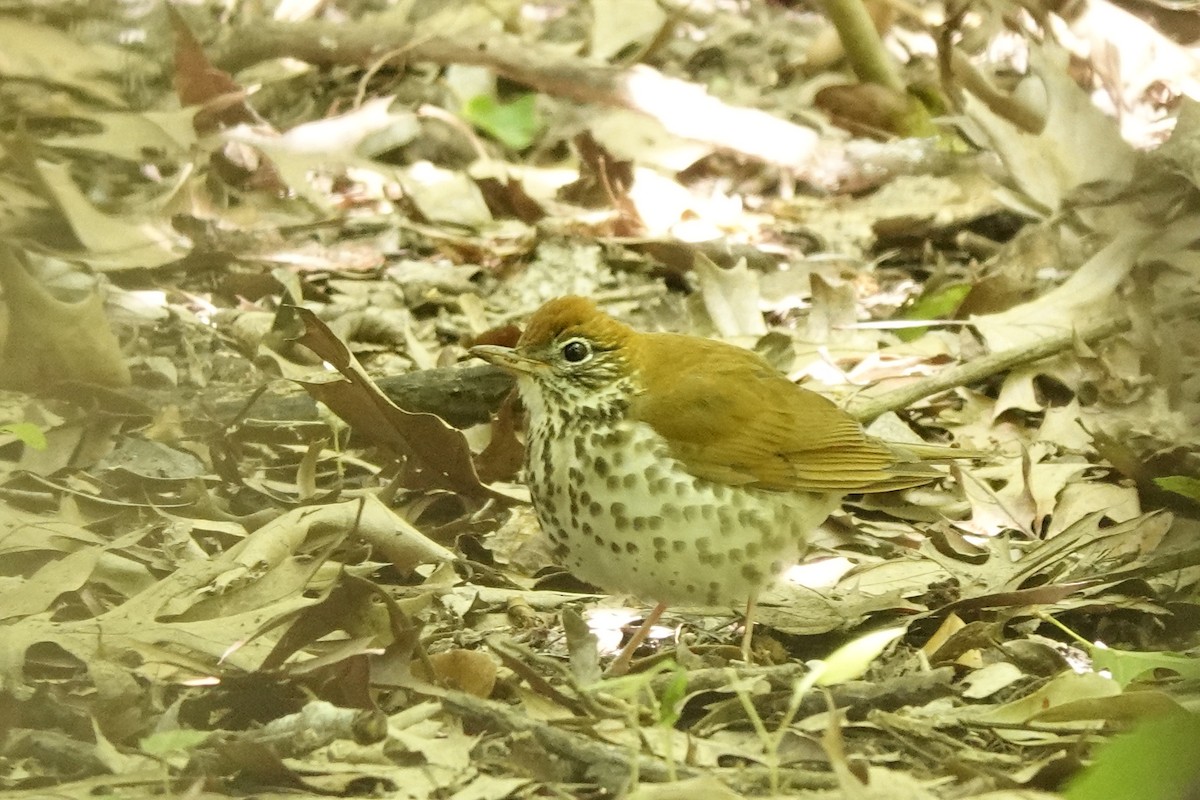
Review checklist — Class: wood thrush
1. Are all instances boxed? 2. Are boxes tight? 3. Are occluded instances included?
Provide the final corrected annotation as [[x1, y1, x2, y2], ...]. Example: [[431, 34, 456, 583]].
[[472, 296, 959, 673]]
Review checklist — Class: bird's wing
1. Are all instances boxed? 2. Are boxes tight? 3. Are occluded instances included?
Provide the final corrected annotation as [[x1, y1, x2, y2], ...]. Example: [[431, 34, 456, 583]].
[[628, 333, 941, 493]]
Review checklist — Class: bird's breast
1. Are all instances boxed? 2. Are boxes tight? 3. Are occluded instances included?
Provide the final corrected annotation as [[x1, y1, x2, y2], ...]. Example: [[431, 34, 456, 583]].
[[523, 413, 840, 607]]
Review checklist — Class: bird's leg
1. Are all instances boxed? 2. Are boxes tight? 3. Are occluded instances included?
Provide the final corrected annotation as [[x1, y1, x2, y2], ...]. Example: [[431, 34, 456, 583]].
[[741, 594, 758, 664], [605, 601, 667, 677]]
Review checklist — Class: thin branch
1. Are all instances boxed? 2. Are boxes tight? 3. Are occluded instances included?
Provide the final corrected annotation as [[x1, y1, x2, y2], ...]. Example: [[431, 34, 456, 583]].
[[848, 296, 1200, 422], [216, 20, 823, 170]]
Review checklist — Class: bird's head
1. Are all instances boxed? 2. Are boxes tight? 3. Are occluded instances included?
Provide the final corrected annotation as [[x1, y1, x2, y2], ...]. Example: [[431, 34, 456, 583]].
[[471, 296, 636, 418]]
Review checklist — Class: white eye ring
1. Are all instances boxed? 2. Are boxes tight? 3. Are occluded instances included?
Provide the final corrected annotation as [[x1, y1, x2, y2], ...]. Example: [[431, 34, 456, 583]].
[[560, 338, 592, 364]]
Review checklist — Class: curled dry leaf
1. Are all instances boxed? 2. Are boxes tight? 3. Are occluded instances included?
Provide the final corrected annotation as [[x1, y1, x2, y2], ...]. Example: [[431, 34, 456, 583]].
[[289, 307, 514, 501]]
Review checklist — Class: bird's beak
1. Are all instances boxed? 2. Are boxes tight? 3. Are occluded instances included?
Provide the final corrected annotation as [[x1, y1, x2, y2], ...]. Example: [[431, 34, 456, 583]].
[[470, 344, 544, 375]]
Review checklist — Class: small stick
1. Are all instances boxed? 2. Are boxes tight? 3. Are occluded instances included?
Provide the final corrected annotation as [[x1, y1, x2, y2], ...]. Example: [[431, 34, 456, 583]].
[[847, 297, 1200, 422]]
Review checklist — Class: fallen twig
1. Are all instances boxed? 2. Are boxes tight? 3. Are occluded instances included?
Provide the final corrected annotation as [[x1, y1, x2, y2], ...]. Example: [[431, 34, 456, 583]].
[[848, 295, 1200, 422], [438, 688, 838, 793], [216, 18, 852, 177]]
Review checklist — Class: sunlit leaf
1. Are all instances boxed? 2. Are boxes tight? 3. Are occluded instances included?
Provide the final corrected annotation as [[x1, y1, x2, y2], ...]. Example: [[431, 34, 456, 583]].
[[0, 422, 46, 450], [139, 729, 210, 755], [462, 93, 541, 150], [811, 627, 906, 686]]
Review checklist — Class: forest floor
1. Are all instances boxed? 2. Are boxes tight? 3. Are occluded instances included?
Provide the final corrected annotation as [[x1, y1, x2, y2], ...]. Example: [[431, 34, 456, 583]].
[[0, 1, 1198, 798]]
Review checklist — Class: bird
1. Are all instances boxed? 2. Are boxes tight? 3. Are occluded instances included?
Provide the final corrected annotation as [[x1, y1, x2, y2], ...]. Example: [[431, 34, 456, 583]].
[[471, 296, 967, 674]]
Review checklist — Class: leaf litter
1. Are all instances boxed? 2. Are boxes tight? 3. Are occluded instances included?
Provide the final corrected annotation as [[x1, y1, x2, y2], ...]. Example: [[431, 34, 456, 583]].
[[0, 1, 1197, 799]]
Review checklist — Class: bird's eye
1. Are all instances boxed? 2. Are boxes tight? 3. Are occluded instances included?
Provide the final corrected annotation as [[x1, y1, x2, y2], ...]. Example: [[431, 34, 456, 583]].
[[561, 339, 592, 364]]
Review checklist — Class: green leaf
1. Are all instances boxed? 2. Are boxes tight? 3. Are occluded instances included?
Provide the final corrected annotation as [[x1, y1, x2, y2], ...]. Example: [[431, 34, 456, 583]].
[[898, 283, 971, 342], [1153, 475, 1200, 502], [0, 422, 46, 450], [657, 664, 689, 727], [1065, 711, 1200, 800], [1091, 645, 1200, 688], [461, 93, 540, 150], [139, 728, 210, 755]]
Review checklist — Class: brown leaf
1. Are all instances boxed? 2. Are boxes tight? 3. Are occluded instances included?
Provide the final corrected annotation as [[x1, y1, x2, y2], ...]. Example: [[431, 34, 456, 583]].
[[475, 390, 524, 484], [289, 307, 511, 500], [167, 5, 260, 132], [470, 323, 522, 349], [814, 82, 910, 137], [416, 649, 497, 698], [559, 131, 643, 235], [474, 176, 547, 224]]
